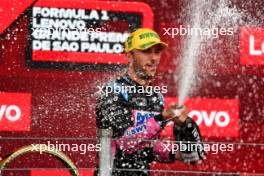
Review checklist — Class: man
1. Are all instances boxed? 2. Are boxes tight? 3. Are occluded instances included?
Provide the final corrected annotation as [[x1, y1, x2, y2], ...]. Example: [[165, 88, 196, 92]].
[[95, 28, 205, 176]]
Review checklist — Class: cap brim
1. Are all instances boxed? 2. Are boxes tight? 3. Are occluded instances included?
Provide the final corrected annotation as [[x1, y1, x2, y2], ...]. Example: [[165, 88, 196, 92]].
[[136, 41, 168, 51]]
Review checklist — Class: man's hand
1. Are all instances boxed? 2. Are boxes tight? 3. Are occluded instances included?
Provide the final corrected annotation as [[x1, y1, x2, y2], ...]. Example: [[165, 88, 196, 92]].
[[162, 103, 188, 124]]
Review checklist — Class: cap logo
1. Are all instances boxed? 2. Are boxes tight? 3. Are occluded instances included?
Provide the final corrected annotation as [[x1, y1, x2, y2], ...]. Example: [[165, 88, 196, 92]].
[[139, 32, 160, 40], [139, 41, 156, 49]]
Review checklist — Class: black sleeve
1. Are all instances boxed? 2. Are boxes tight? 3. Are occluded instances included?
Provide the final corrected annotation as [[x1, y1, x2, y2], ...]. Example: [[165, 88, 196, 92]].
[[154, 92, 167, 128], [95, 85, 132, 138]]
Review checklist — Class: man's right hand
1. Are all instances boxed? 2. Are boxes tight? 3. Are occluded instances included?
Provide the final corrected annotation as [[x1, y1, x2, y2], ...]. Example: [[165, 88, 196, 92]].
[[162, 103, 188, 124]]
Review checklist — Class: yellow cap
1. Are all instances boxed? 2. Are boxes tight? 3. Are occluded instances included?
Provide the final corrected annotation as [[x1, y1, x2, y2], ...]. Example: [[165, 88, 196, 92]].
[[125, 28, 168, 52]]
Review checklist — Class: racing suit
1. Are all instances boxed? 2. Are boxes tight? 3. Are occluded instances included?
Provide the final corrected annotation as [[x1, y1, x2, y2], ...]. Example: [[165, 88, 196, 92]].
[[95, 74, 175, 176]]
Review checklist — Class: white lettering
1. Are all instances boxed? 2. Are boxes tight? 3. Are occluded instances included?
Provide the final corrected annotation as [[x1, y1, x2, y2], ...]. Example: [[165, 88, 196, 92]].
[[0, 105, 21, 121], [249, 35, 263, 56], [189, 110, 230, 127], [32, 7, 109, 20]]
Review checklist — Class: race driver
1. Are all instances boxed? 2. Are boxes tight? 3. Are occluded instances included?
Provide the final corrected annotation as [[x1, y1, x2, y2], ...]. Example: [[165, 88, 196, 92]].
[[95, 28, 205, 176]]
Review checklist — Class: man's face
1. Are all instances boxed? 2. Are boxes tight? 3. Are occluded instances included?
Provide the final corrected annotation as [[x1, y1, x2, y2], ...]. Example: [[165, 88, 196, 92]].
[[128, 44, 163, 80]]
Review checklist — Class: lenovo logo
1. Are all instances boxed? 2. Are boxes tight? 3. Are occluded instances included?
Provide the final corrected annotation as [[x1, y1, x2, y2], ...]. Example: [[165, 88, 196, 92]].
[[0, 92, 31, 131], [240, 28, 264, 65], [165, 97, 240, 137], [249, 35, 264, 56], [0, 105, 21, 121], [189, 110, 230, 127]]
